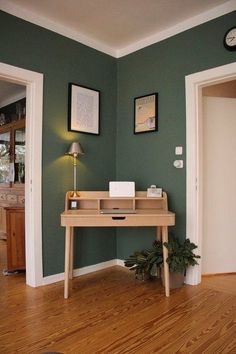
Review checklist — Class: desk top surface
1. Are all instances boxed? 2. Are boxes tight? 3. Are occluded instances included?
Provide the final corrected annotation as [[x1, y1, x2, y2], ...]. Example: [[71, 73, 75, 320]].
[[61, 209, 174, 217]]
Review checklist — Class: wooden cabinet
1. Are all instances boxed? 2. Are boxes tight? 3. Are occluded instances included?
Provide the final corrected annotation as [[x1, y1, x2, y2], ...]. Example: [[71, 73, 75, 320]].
[[0, 119, 25, 242], [0, 118, 25, 186], [0, 206, 6, 239], [5, 207, 25, 271]]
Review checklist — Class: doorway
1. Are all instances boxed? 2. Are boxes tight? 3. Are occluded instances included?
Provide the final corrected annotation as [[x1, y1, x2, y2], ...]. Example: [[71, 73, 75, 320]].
[[202, 81, 236, 274], [0, 62, 43, 287], [185, 62, 236, 285], [0, 80, 26, 276]]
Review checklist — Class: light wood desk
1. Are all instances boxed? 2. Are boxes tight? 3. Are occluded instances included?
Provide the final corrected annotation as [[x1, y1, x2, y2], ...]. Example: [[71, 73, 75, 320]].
[[61, 191, 175, 299]]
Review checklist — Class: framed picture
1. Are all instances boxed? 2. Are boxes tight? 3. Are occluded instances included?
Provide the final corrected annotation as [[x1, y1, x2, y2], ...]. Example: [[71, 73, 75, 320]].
[[134, 93, 158, 134], [68, 83, 100, 135]]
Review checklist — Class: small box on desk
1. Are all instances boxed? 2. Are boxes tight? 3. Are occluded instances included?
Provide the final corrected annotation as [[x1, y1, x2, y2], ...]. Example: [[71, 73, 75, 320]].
[[109, 181, 135, 197]]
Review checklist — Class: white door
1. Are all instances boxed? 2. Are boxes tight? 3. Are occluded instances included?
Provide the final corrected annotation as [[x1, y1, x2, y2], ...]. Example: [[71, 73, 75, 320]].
[[202, 96, 236, 274]]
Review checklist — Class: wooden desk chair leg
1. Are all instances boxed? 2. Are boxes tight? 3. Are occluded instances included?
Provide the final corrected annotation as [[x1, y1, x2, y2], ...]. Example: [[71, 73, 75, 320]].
[[64, 226, 72, 299], [161, 226, 170, 297]]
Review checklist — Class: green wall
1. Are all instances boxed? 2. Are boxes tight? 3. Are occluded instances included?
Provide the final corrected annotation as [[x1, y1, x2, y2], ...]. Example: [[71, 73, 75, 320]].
[[0, 10, 117, 276], [0, 10, 235, 275], [116, 11, 236, 259]]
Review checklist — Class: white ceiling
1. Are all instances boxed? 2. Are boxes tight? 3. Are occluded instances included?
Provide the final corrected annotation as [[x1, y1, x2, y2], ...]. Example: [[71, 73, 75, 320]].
[[0, 0, 235, 57], [0, 81, 26, 108]]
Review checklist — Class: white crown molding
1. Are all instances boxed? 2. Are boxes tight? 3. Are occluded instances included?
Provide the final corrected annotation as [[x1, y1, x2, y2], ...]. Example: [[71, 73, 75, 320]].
[[0, 0, 235, 58], [117, 0, 236, 57], [0, 90, 26, 108]]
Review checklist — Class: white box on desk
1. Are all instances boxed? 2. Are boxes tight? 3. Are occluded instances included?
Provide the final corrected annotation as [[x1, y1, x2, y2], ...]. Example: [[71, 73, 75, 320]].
[[109, 181, 135, 197]]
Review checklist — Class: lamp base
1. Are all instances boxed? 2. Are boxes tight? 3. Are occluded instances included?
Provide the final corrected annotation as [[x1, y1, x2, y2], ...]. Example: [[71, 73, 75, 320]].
[[70, 190, 80, 198]]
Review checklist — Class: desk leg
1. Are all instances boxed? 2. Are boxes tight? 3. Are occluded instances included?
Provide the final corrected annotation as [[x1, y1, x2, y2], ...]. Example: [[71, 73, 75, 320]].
[[162, 226, 170, 297], [64, 226, 71, 299], [69, 227, 74, 280], [156, 226, 162, 241]]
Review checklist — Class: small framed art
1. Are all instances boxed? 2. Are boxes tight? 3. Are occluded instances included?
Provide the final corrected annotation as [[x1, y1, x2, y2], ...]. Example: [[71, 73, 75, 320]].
[[68, 83, 100, 135], [134, 93, 158, 134]]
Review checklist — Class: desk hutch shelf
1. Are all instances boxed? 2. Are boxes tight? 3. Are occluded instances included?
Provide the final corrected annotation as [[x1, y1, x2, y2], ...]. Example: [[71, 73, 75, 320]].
[[65, 191, 168, 212]]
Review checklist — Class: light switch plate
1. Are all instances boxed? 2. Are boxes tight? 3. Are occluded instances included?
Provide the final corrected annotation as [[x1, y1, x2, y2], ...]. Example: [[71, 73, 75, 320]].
[[173, 160, 184, 168], [175, 146, 183, 155]]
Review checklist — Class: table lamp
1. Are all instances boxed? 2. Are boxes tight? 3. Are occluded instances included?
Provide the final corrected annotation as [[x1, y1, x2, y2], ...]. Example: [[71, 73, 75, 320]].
[[66, 142, 84, 197]]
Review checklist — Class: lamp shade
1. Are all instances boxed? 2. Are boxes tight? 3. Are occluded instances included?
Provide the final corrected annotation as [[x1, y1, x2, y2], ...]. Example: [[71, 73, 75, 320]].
[[66, 142, 84, 157]]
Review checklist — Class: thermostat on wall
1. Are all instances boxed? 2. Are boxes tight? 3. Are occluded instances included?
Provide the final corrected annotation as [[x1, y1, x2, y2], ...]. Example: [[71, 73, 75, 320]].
[[109, 181, 135, 197]]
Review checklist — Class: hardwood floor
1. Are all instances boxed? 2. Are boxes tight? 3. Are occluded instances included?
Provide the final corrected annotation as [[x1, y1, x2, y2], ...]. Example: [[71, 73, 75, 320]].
[[0, 265, 235, 354]]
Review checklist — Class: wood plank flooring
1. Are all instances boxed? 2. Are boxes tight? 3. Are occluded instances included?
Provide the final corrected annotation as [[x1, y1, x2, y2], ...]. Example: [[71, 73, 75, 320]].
[[0, 261, 235, 353]]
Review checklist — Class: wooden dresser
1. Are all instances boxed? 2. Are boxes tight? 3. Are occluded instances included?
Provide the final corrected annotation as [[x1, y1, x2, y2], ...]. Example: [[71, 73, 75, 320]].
[[5, 206, 25, 271]]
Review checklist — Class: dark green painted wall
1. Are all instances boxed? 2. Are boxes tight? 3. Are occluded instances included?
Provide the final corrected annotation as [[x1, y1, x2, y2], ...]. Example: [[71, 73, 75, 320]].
[[0, 10, 235, 274], [116, 11, 236, 259], [0, 11, 117, 276]]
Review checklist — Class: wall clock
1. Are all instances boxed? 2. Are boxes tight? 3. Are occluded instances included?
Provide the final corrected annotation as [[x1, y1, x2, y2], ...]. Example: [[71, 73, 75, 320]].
[[223, 27, 236, 51]]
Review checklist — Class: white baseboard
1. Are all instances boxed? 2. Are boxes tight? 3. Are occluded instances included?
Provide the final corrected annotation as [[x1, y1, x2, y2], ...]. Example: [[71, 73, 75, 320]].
[[116, 259, 125, 267], [42, 259, 125, 286]]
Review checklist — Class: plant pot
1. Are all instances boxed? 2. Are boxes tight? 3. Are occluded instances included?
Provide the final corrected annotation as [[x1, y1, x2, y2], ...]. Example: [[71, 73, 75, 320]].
[[135, 271, 150, 281], [161, 270, 185, 289]]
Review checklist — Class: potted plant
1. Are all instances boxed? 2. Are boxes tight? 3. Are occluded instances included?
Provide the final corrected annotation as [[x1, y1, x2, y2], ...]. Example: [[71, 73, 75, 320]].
[[125, 236, 200, 288], [162, 236, 200, 288], [124, 240, 163, 281]]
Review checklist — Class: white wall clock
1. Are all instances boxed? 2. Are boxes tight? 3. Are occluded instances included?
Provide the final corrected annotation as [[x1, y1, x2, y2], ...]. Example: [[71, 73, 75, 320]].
[[224, 27, 236, 51]]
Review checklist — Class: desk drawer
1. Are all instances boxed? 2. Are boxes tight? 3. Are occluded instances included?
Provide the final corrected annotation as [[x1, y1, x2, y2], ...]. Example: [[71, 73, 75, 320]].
[[61, 213, 175, 227]]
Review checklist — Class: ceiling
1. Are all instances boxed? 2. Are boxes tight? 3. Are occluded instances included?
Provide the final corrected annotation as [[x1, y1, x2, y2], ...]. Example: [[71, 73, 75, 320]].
[[0, 81, 25, 108], [203, 80, 236, 98], [0, 0, 235, 57]]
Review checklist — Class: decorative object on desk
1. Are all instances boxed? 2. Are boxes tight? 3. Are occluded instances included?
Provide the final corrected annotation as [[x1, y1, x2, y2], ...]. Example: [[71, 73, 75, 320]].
[[66, 142, 84, 198], [125, 236, 200, 288], [109, 181, 135, 197], [134, 93, 158, 134], [68, 83, 100, 135], [147, 185, 162, 197]]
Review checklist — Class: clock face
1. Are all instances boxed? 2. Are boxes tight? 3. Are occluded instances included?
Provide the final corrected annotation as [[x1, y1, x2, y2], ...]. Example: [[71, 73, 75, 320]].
[[224, 27, 236, 51]]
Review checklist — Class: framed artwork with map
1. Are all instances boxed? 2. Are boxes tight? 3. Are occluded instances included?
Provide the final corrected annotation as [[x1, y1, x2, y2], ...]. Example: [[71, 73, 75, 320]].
[[134, 93, 158, 134], [68, 83, 100, 135]]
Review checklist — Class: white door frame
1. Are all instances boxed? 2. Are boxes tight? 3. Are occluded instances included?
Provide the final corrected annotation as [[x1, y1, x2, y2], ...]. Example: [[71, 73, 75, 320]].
[[185, 62, 236, 285], [0, 62, 43, 287]]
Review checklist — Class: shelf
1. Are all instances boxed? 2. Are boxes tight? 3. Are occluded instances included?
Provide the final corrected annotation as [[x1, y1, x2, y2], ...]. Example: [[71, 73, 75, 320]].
[[66, 191, 167, 212], [100, 198, 134, 210]]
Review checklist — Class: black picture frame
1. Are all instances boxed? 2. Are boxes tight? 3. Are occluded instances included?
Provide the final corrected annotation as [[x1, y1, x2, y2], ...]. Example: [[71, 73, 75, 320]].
[[134, 93, 158, 134], [68, 83, 100, 135]]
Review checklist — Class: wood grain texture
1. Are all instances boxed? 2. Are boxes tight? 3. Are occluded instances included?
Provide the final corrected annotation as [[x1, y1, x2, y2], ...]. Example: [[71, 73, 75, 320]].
[[0, 266, 235, 353], [5, 207, 25, 270], [0, 239, 7, 269]]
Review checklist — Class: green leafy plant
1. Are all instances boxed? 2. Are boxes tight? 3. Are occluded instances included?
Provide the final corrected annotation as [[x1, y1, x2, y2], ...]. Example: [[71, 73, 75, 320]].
[[124, 240, 163, 279], [163, 236, 200, 274], [125, 236, 200, 279]]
